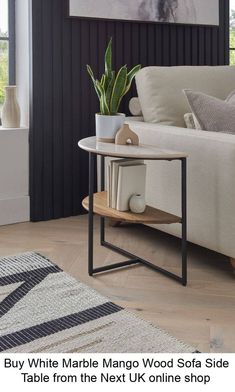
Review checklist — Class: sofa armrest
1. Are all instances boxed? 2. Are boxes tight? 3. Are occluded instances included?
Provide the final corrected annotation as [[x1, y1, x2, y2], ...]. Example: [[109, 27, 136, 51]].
[[126, 120, 235, 146], [125, 119, 235, 258]]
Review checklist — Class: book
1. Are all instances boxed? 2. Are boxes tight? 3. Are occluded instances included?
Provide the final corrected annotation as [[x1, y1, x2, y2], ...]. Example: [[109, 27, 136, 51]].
[[107, 159, 118, 208], [107, 162, 112, 207], [116, 164, 147, 212], [110, 159, 144, 209]]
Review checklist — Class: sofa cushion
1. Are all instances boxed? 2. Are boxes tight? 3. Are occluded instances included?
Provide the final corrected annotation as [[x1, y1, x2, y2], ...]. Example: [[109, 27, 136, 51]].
[[135, 66, 235, 127], [184, 90, 235, 134]]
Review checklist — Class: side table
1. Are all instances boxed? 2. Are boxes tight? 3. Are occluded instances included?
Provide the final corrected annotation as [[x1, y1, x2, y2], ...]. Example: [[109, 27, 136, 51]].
[[78, 137, 188, 286]]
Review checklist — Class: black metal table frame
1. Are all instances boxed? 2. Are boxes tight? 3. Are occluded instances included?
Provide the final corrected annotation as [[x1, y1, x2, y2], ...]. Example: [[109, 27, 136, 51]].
[[88, 153, 187, 286]]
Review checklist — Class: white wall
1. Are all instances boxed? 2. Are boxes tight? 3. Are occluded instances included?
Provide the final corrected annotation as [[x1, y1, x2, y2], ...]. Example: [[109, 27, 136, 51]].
[[15, 0, 30, 127], [0, 127, 29, 225], [0, 0, 30, 226]]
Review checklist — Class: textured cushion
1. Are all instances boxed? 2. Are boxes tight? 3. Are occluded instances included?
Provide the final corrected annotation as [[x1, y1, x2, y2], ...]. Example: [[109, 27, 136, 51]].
[[184, 113, 201, 130], [184, 90, 235, 134], [135, 66, 235, 127], [184, 91, 235, 130]]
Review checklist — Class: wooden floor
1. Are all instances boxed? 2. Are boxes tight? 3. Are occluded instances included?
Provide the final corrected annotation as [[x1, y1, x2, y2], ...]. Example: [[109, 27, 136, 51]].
[[0, 215, 234, 353]]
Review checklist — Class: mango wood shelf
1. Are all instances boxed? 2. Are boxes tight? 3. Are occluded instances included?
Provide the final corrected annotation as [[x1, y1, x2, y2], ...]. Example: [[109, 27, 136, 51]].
[[82, 191, 182, 225]]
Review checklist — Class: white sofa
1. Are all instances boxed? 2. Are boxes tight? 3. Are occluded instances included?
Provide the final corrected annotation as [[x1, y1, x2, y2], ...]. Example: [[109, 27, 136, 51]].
[[126, 66, 235, 262]]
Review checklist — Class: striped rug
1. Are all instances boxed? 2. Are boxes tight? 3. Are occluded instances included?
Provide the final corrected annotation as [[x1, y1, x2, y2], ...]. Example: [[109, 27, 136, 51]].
[[0, 252, 195, 353]]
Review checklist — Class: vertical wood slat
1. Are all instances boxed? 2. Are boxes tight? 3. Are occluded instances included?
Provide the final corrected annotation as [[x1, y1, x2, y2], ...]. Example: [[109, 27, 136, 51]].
[[30, 0, 44, 221], [52, 0, 63, 219], [62, 2, 73, 217], [41, 0, 53, 220], [191, 27, 198, 65], [30, 0, 230, 222]]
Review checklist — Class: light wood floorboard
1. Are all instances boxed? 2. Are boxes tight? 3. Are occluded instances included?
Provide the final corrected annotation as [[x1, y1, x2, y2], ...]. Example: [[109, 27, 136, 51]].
[[0, 215, 234, 353]]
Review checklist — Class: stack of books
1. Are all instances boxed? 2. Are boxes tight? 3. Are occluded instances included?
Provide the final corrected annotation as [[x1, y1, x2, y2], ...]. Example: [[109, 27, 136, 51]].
[[107, 159, 147, 212]]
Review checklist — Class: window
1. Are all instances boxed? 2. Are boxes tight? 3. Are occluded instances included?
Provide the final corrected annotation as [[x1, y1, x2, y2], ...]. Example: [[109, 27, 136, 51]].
[[230, 0, 235, 64], [0, 0, 15, 111]]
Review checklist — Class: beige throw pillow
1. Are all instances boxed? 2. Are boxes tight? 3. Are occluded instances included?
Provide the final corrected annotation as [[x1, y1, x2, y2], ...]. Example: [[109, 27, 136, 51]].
[[184, 90, 235, 134]]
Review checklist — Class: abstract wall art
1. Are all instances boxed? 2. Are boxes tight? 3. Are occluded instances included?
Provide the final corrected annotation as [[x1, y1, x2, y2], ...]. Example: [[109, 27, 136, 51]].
[[69, 0, 219, 26]]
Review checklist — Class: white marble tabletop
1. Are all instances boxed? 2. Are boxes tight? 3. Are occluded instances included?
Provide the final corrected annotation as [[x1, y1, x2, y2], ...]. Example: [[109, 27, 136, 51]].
[[78, 137, 188, 160]]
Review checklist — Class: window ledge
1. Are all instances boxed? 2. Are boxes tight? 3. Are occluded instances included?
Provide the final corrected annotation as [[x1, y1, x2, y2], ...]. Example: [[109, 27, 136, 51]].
[[0, 126, 29, 132]]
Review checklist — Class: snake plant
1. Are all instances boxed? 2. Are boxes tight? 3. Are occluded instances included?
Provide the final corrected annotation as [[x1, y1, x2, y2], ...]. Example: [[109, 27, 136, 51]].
[[87, 38, 141, 115]]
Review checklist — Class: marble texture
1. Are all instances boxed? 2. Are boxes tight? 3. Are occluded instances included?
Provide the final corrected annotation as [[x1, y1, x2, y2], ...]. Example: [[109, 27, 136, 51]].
[[78, 136, 188, 159]]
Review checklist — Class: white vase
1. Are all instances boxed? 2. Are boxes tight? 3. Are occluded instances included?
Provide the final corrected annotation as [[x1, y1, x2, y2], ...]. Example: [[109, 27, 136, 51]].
[[96, 113, 125, 143], [1, 86, 21, 128], [129, 194, 146, 214]]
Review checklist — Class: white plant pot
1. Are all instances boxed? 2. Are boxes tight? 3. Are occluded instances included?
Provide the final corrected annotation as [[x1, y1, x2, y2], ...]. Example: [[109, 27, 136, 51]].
[[1, 86, 21, 128], [129, 194, 146, 214], [96, 113, 125, 143]]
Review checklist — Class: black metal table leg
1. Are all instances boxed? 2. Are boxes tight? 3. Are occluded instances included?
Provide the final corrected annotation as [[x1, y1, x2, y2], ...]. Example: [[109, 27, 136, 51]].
[[181, 158, 187, 286], [88, 152, 95, 276], [87, 154, 188, 286], [100, 155, 105, 244]]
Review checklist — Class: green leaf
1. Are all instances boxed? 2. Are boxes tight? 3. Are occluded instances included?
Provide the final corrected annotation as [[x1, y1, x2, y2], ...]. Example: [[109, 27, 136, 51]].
[[100, 95, 110, 115], [87, 65, 101, 99], [103, 73, 111, 92], [123, 64, 141, 96], [86, 65, 95, 83], [110, 66, 128, 115], [101, 74, 106, 88], [95, 81, 105, 113], [105, 38, 112, 77], [96, 80, 110, 115], [106, 71, 115, 109]]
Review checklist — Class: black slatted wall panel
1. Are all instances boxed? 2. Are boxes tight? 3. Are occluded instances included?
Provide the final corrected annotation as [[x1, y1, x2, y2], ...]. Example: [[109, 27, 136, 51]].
[[30, 0, 229, 221]]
